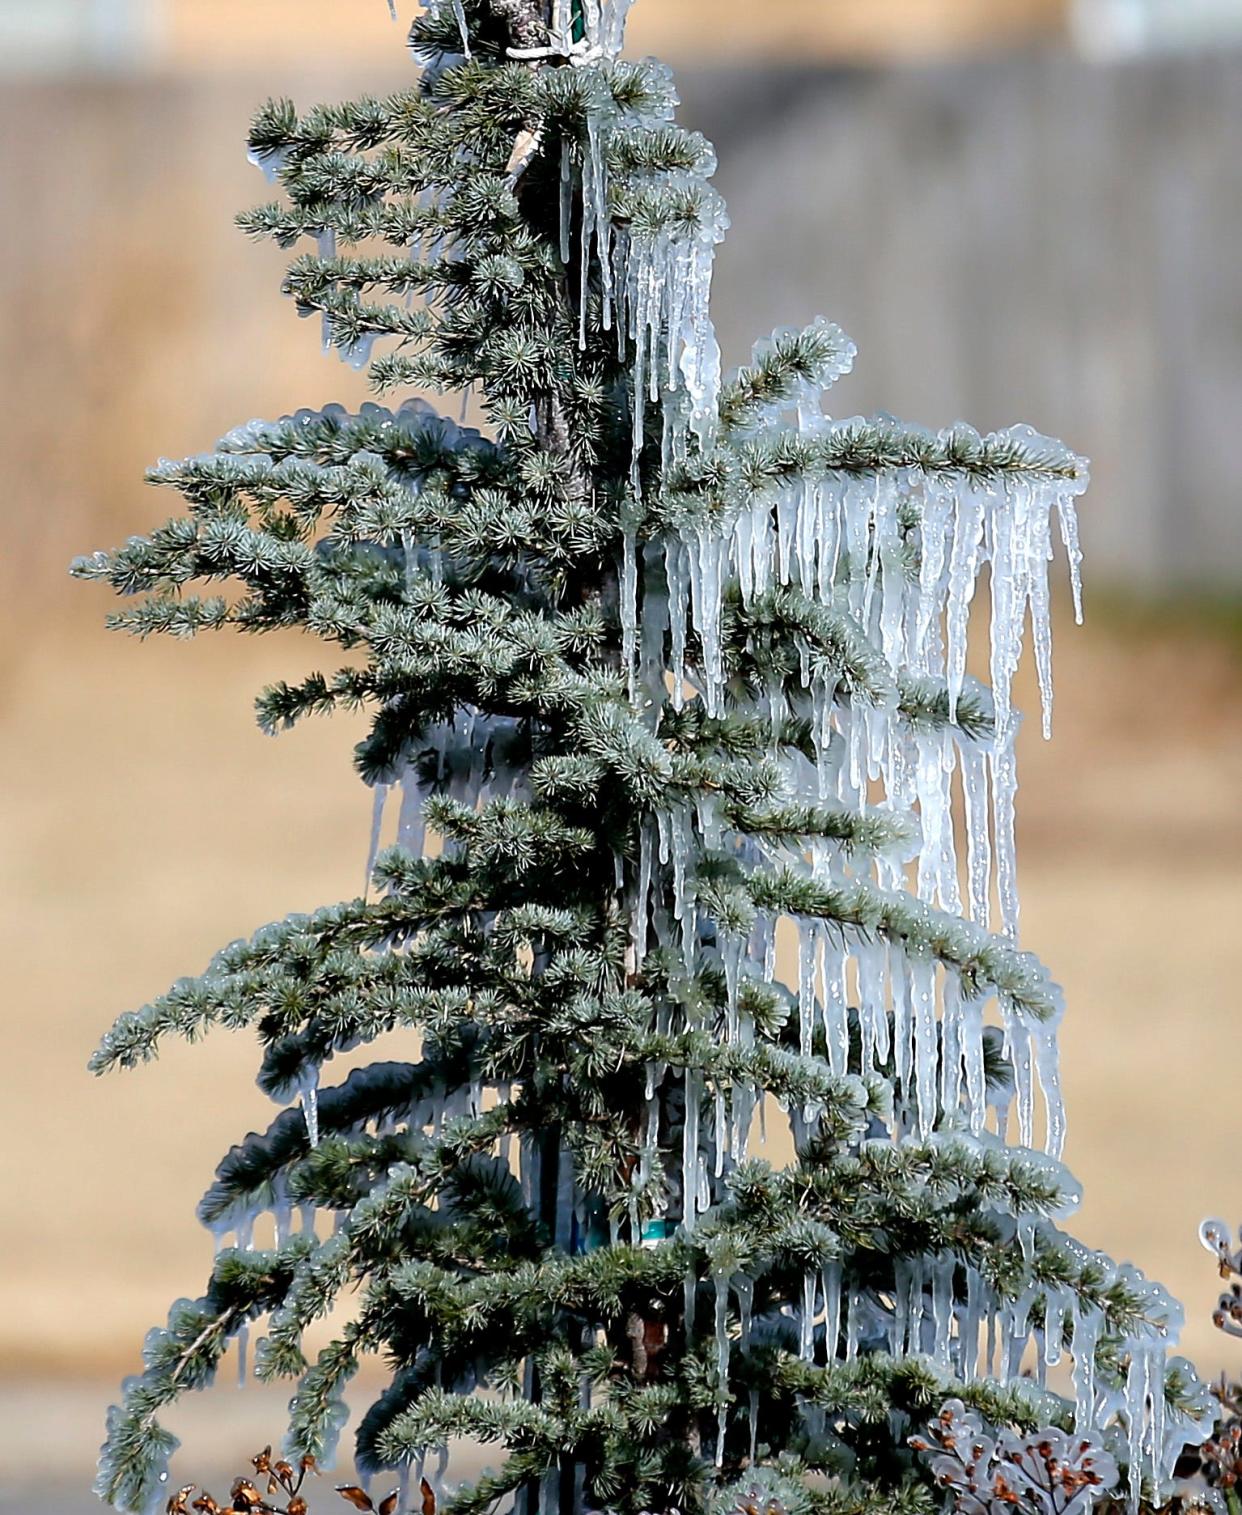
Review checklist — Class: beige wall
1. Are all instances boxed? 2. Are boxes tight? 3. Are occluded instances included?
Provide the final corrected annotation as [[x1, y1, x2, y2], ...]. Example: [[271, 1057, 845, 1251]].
[[163, 0, 1069, 67]]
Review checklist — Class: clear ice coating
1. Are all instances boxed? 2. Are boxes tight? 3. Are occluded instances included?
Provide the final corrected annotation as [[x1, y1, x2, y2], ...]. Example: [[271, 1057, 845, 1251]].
[[605, 285, 1206, 1495], [620, 419, 1088, 1160]]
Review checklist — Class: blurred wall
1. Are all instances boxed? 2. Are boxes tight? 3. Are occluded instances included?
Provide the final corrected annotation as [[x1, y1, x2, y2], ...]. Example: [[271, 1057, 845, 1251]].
[[164, 0, 1067, 66]]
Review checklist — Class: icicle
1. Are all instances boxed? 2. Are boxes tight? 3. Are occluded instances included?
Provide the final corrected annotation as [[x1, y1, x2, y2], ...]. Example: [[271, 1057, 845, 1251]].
[[682, 1071, 700, 1231], [909, 1261, 927, 1358], [364, 782, 390, 895], [910, 955, 938, 1139], [1006, 1015, 1035, 1149], [1032, 1019, 1066, 1160], [800, 1273, 817, 1362], [822, 937, 849, 1078], [714, 1273, 730, 1466], [1070, 1301, 1102, 1431], [1016, 1214, 1037, 1266], [237, 1321, 249, 1387], [889, 945, 911, 1114], [1044, 1285, 1069, 1368], [729, 1083, 752, 1167], [713, 1083, 726, 1178], [960, 991, 986, 1135], [272, 1181, 293, 1248], [891, 1260, 911, 1356], [946, 483, 986, 721], [843, 477, 877, 623], [1125, 1349, 1148, 1510], [386, 0, 397, 18], [989, 478, 1040, 745], [1004, 1289, 1036, 1379], [1027, 487, 1056, 739], [1057, 492, 1085, 625], [669, 805, 696, 968], [687, 526, 726, 715], [844, 1290, 862, 1361], [633, 819, 653, 965], [915, 729, 959, 913], [621, 527, 638, 701], [342, 333, 379, 371], [579, 102, 607, 347], [930, 1256, 954, 1368], [316, 229, 337, 353], [597, 0, 636, 55], [666, 539, 689, 708], [960, 740, 992, 927], [397, 765, 427, 862], [991, 727, 1020, 939], [855, 938, 888, 1077], [775, 484, 798, 586], [991, 1077, 1012, 1144], [735, 1273, 754, 1351], [798, 927, 817, 1059], [915, 478, 953, 672], [960, 1266, 984, 1381], [246, 145, 287, 183], [299, 1066, 321, 1149], [559, 138, 574, 268], [429, 1447, 449, 1510], [940, 974, 963, 1119], [875, 477, 906, 671]]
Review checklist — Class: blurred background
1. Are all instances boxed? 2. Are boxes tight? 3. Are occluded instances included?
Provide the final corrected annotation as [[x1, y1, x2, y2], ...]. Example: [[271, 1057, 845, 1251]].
[[2, 0, 1241, 1508]]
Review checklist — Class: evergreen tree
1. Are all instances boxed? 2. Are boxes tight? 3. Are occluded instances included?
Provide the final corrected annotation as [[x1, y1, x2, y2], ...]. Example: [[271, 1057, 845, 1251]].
[[77, 4, 1215, 1513]]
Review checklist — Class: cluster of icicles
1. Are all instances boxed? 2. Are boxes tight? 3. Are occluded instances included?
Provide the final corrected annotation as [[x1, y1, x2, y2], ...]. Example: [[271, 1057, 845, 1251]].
[[206, 1113, 1196, 1510], [699, 1246, 1193, 1501], [627, 404, 1090, 1163], [558, 58, 726, 485]]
